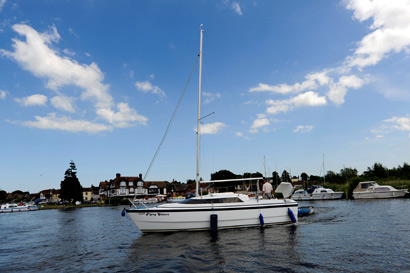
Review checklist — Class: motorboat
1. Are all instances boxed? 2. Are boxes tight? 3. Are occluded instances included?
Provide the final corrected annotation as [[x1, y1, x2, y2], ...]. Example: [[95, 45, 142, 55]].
[[124, 26, 298, 232], [292, 185, 343, 200], [167, 196, 186, 203], [133, 197, 159, 204], [353, 181, 409, 199], [0, 203, 39, 213]]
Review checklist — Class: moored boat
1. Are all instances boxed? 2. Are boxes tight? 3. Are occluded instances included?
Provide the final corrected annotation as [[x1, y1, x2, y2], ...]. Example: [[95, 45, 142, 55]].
[[0, 203, 39, 213], [292, 185, 343, 201], [167, 196, 186, 203], [353, 181, 408, 199]]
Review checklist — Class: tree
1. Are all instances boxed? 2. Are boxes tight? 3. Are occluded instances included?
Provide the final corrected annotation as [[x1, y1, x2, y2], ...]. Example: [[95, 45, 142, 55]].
[[272, 171, 281, 186], [340, 167, 358, 180], [60, 161, 83, 203], [281, 170, 290, 182], [364, 162, 387, 179], [241, 172, 263, 179], [0, 190, 7, 201], [301, 172, 309, 189], [300, 172, 309, 182], [210, 170, 239, 192], [211, 169, 238, 180]]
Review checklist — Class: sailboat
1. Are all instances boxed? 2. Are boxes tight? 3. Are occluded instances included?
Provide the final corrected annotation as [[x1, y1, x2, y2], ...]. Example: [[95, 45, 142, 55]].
[[124, 26, 298, 233]]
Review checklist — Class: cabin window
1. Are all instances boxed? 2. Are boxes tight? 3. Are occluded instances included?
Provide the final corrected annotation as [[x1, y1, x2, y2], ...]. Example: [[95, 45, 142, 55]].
[[183, 197, 243, 204]]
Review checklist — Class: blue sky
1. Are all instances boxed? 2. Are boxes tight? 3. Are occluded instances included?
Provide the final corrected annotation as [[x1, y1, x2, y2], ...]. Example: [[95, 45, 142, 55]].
[[1, 0, 410, 193]]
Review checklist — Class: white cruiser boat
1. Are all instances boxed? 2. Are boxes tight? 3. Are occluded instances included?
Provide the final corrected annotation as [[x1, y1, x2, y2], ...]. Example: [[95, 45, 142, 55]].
[[292, 185, 343, 201], [124, 27, 298, 232], [353, 181, 408, 199], [0, 203, 39, 213]]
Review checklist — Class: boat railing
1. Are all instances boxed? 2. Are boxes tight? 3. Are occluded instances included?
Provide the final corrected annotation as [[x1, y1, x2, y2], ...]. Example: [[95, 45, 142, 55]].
[[130, 199, 148, 209]]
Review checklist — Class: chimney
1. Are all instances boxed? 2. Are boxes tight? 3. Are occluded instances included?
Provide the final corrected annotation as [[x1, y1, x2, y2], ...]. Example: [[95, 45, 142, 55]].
[[116, 173, 121, 178], [139, 173, 142, 180]]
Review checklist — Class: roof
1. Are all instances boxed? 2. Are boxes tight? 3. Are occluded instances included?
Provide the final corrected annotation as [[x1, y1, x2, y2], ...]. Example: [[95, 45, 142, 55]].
[[144, 181, 168, 188]]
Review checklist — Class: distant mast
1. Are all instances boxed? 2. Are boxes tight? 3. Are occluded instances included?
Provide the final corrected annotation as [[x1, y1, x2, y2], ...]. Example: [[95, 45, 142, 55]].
[[323, 154, 326, 185], [196, 25, 204, 197]]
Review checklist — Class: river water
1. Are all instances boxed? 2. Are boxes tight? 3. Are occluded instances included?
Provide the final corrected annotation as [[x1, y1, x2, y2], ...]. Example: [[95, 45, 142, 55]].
[[1, 199, 409, 272]]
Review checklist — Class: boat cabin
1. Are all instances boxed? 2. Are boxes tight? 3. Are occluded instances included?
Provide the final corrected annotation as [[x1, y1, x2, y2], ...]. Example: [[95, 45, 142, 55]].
[[354, 181, 378, 192]]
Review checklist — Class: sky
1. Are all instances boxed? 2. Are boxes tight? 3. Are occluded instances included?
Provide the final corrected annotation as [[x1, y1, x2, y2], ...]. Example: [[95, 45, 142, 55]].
[[1, 0, 410, 193]]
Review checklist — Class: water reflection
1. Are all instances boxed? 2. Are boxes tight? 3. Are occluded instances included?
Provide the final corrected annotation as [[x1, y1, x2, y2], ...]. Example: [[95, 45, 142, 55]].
[[128, 225, 303, 272]]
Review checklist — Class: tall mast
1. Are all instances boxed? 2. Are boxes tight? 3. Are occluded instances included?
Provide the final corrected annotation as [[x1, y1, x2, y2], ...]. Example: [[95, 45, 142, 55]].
[[196, 25, 204, 197]]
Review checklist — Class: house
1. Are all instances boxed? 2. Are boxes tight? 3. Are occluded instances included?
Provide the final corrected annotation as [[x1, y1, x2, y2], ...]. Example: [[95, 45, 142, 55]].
[[291, 176, 300, 184], [106, 173, 142, 198], [82, 187, 92, 201], [39, 189, 52, 202], [51, 189, 60, 203], [91, 185, 99, 200], [131, 180, 168, 198], [99, 181, 108, 199], [167, 181, 188, 196]]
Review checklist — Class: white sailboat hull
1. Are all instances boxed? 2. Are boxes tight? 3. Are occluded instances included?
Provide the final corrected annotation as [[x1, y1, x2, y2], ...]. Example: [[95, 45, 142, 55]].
[[126, 199, 298, 233]]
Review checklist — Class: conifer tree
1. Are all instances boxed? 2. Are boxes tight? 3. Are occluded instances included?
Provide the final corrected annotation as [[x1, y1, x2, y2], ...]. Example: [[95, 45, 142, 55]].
[[60, 161, 83, 203]]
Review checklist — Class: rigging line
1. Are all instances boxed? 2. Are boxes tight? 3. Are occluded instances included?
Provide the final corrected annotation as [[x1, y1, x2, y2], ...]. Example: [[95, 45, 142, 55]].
[[143, 55, 200, 181]]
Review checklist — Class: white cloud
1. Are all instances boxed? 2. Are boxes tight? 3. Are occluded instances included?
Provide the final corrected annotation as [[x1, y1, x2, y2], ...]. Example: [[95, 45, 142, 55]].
[[384, 116, 410, 131], [15, 94, 47, 106], [249, 71, 331, 94], [327, 75, 365, 104], [96, 102, 147, 128], [203, 92, 221, 104], [293, 125, 314, 133], [0, 0, 6, 12], [0, 24, 147, 130], [63, 48, 75, 56], [252, 118, 270, 128], [20, 113, 111, 134], [51, 96, 75, 113], [346, 0, 410, 69], [266, 91, 327, 114], [135, 80, 166, 98], [231, 2, 243, 15], [249, 117, 270, 133], [248, 0, 410, 127], [0, 90, 6, 99], [198, 122, 226, 134]]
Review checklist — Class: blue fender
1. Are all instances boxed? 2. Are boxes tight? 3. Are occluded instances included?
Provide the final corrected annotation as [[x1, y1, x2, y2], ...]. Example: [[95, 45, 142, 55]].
[[259, 213, 264, 227], [288, 208, 297, 223]]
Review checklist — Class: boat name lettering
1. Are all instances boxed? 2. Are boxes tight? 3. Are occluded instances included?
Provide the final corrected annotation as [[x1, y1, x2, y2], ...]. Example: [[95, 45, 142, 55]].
[[145, 212, 169, 216]]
